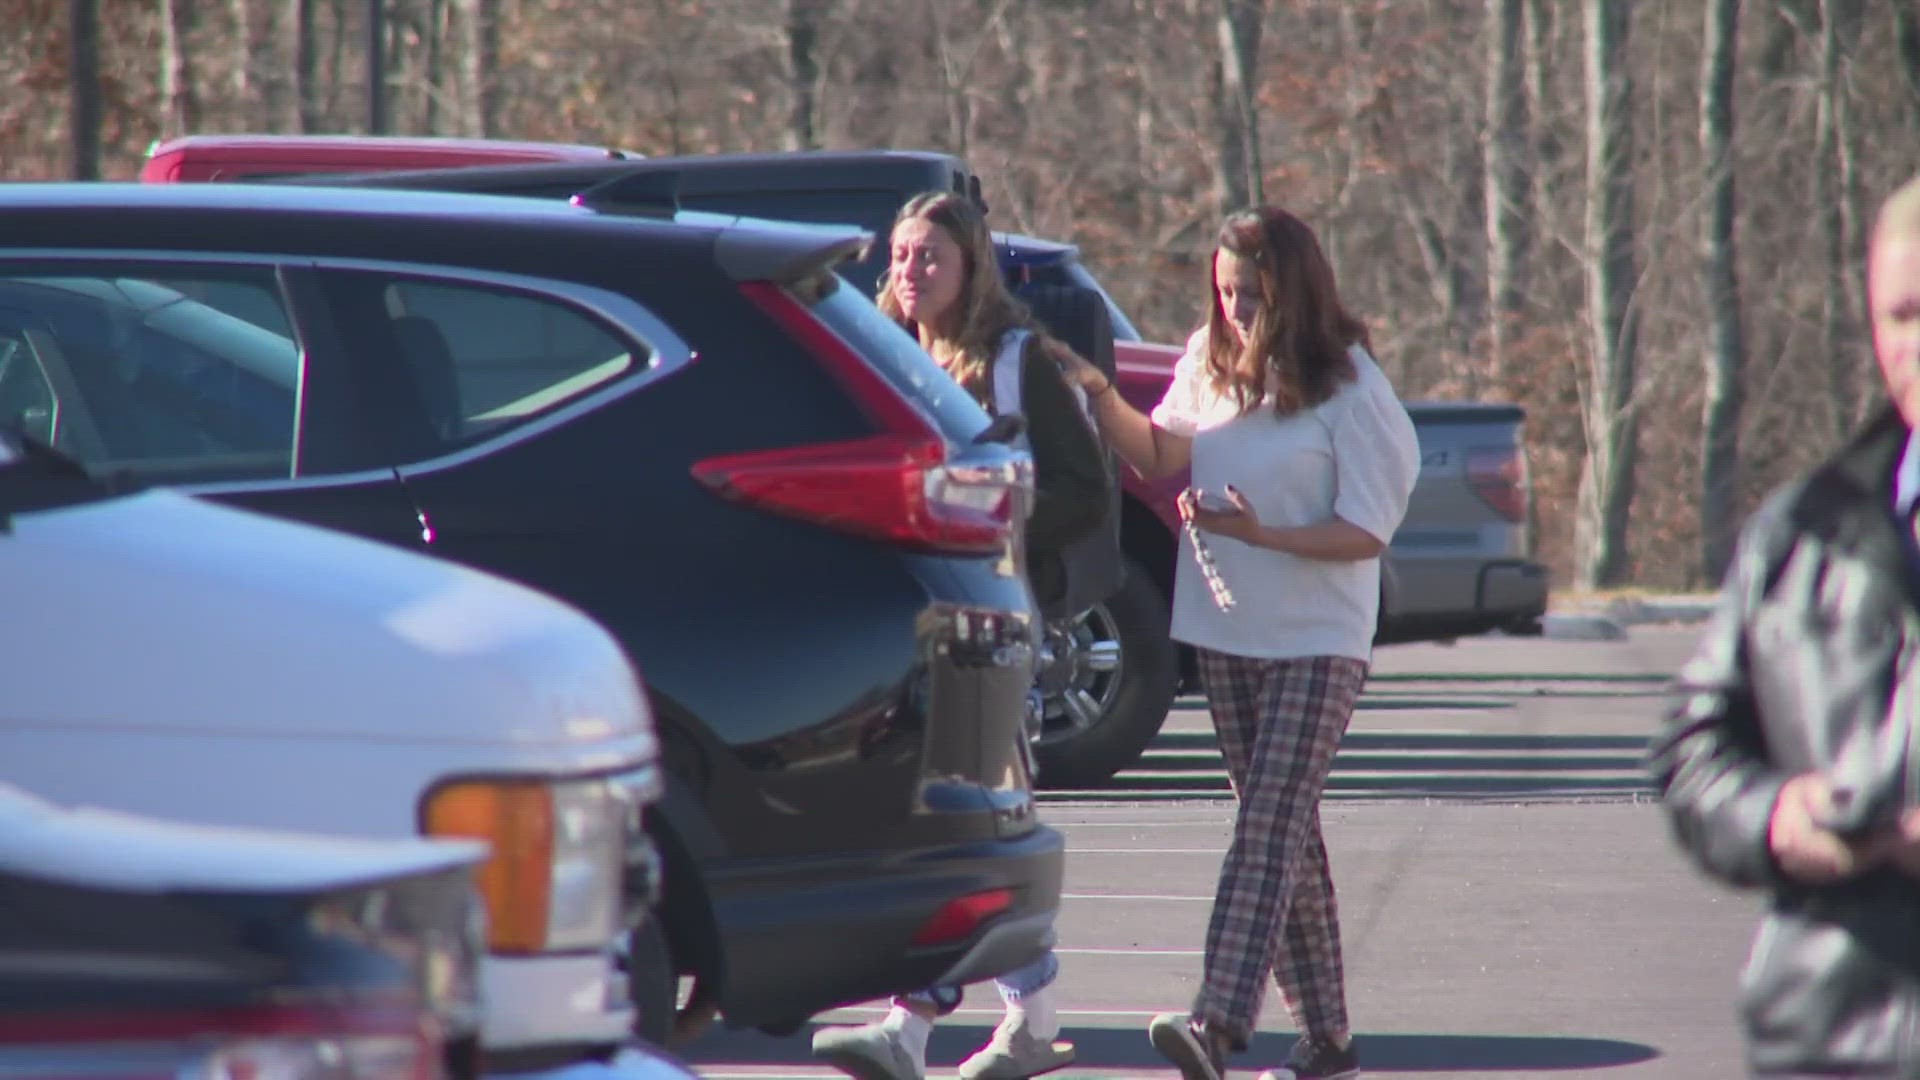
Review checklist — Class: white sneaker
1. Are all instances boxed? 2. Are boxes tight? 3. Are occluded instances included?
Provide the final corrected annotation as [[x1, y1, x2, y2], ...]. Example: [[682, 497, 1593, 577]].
[[956, 1014, 1075, 1080], [812, 1020, 927, 1080]]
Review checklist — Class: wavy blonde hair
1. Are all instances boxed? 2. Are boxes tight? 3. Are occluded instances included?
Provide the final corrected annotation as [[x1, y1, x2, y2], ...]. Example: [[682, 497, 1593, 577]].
[[877, 191, 1065, 399]]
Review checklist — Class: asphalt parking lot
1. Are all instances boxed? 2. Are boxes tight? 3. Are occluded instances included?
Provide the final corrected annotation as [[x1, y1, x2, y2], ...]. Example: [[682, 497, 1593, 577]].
[[681, 625, 1763, 1079]]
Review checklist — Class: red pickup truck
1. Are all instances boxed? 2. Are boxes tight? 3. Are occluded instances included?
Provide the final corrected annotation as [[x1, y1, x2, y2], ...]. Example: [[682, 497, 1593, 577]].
[[142, 134, 1548, 788]]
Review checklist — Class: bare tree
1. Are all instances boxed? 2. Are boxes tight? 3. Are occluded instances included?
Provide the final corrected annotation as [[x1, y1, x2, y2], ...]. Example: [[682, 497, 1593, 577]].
[[1521, 0, 1560, 232], [781, 0, 826, 150], [1698, 0, 1744, 585], [1573, 0, 1639, 590], [926, 0, 1015, 159], [1899, 1, 1920, 131], [68, 0, 100, 180], [459, 0, 498, 136], [259, 0, 289, 127], [288, 0, 317, 130], [1806, 0, 1867, 439], [159, 0, 203, 134], [325, 0, 350, 123], [231, 0, 251, 97], [1213, 0, 1265, 211], [420, 0, 449, 133], [1484, 0, 1528, 372]]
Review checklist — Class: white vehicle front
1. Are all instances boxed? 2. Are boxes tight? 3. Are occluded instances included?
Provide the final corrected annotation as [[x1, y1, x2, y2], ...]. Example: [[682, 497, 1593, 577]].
[[0, 452, 666, 1077]]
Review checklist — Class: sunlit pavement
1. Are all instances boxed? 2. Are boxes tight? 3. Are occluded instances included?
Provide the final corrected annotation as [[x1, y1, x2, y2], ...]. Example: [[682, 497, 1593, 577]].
[[682, 626, 1759, 1079]]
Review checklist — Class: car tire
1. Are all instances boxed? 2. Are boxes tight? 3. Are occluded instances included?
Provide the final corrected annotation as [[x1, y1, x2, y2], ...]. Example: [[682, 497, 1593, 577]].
[[1033, 556, 1179, 789], [626, 917, 677, 1048]]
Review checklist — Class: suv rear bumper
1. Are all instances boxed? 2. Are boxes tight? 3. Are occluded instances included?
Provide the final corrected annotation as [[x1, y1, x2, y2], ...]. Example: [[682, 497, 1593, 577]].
[[1477, 559, 1549, 618], [1378, 557, 1549, 644], [705, 824, 1066, 1034]]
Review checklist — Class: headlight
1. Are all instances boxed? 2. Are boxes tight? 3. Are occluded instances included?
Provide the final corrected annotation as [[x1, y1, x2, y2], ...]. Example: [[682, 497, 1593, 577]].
[[422, 776, 633, 955]]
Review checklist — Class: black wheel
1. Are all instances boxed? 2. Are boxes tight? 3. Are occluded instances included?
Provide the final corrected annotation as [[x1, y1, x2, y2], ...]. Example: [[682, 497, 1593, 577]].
[[625, 917, 676, 1047], [1031, 555, 1179, 789]]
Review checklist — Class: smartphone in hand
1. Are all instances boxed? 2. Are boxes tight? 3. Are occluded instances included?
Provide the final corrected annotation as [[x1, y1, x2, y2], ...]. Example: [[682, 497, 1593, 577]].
[[1190, 487, 1237, 513]]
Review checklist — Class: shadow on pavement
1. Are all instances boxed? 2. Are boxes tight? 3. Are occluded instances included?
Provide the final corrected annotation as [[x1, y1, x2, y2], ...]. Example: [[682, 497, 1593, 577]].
[[682, 1022, 1661, 1072]]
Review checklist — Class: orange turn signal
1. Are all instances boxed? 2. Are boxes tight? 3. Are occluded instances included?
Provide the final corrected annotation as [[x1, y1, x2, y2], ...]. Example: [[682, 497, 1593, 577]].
[[423, 781, 554, 955]]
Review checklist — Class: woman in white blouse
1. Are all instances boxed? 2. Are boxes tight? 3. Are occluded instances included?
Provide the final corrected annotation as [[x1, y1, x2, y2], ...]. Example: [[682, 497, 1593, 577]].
[[1068, 207, 1419, 1080]]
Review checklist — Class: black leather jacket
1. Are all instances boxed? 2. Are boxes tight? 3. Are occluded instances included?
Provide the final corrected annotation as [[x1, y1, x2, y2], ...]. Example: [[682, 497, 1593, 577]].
[[1648, 406, 1920, 1077], [993, 334, 1113, 617]]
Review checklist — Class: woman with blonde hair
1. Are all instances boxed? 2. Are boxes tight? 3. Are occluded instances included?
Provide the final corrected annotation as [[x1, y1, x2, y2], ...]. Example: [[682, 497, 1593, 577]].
[[809, 191, 1110, 1080], [880, 190, 1112, 612], [1066, 206, 1419, 1080]]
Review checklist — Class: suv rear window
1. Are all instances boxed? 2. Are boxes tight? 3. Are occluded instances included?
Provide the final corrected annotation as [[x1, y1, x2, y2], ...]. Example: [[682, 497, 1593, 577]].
[[792, 270, 989, 445]]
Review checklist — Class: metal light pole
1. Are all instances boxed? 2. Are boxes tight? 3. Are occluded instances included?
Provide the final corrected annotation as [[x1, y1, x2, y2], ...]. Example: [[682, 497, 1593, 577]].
[[367, 0, 388, 133]]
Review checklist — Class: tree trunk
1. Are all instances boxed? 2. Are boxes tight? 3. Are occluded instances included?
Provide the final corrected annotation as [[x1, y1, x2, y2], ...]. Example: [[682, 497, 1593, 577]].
[[1522, 0, 1559, 231], [68, 0, 101, 180], [159, 0, 202, 135], [1813, 0, 1862, 441], [1573, 0, 1639, 591], [1445, 114, 1486, 365], [324, 0, 348, 123], [259, 0, 288, 130], [1214, 0, 1264, 212], [423, 0, 448, 133], [460, 0, 497, 137], [230, 0, 251, 98], [290, 0, 316, 130], [1484, 0, 1529, 373], [1698, 0, 1744, 586], [782, 0, 825, 150], [366, 0, 387, 133], [1898, 1, 1920, 132]]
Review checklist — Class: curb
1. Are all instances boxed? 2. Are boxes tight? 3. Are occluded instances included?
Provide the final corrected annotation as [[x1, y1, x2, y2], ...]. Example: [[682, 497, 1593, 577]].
[[1540, 612, 1629, 641], [1542, 596, 1718, 639]]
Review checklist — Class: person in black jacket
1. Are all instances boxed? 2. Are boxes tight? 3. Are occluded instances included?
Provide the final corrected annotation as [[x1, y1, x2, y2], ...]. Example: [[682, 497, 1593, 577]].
[[810, 191, 1109, 1080], [1648, 175, 1920, 1078]]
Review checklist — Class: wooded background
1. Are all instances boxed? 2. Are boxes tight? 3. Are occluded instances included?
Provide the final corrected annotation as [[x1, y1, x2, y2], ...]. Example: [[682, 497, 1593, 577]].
[[10, 0, 1920, 592]]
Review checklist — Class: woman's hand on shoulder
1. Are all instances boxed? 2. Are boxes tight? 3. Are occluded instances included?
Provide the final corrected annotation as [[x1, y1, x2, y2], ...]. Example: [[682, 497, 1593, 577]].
[[1039, 339, 1103, 392]]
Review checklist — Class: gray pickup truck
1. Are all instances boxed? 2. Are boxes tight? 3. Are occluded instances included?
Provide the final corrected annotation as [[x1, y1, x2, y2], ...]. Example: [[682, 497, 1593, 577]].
[[191, 140, 1549, 787]]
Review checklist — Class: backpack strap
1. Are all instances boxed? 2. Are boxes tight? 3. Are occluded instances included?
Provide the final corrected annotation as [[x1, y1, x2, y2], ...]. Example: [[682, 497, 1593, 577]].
[[991, 328, 1032, 418]]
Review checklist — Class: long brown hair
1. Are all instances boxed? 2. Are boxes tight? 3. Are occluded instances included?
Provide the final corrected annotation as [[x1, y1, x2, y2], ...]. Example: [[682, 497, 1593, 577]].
[[876, 191, 1067, 400], [1203, 206, 1369, 416]]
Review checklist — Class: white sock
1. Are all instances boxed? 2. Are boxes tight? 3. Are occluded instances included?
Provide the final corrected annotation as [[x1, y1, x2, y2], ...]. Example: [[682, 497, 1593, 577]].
[[881, 1005, 933, 1064], [1005, 988, 1059, 1041]]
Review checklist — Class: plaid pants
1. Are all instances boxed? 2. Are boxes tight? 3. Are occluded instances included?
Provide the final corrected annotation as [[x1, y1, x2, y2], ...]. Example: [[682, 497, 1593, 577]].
[[1190, 649, 1369, 1049]]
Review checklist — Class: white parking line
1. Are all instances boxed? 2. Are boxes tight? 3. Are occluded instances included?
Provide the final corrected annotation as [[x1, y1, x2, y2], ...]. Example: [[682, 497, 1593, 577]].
[[1052, 820, 1234, 827], [1067, 848, 1223, 854], [817, 1005, 1171, 1019], [1062, 892, 1212, 901], [1056, 947, 1203, 956]]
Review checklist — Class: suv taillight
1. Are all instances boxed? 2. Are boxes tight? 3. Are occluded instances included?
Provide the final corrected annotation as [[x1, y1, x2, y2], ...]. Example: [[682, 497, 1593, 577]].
[[692, 282, 1019, 556], [0, 1004, 440, 1080], [1466, 447, 1529, 523]]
